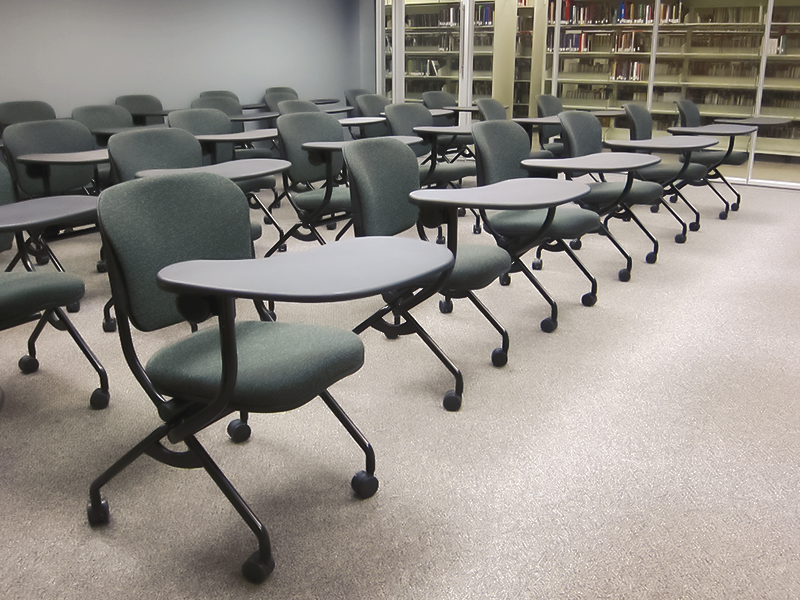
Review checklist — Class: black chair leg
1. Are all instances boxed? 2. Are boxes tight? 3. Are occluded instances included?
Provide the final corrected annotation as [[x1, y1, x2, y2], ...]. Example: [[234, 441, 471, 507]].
[[465, 291, 509, 367], [613, 208, 659, 264], [560, 242, 598, 307], [598, 222, 633, 281], [319, 390, 378, 499], [671, 185, 701, 233], [658, 196, 689, 244], [182, 435, 275, 584], [514, 258, 559, 333]]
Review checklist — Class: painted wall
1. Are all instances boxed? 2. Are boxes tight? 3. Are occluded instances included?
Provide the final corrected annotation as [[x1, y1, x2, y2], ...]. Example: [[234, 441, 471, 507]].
[[0, 0, 376, 116]]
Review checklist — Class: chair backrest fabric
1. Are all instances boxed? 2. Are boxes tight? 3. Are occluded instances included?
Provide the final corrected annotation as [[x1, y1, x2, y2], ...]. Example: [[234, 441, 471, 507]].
[[422, 91, 457, 110], [276, 111, 344, 185], [0, 163, 16, 251], [384, 103, 433, 157], [343, 137, 420, 238], [624, 103, 653, 140], [191, 96, 243, 116], [345, 88, 371, 116], [277, 100, 320, 115], [676, 99, 701, 127], [0, 101, 56, 133], [558, 111, 603, 157], [168, 108, 234, 162], [355, 94, 392, 137], [536, 94, 564, 145], [475, 98, 507, 121], [471, 120, 532, 186], [199, 90, 240, 101], [264, 91, 299, 112], [115, 94, 163, 114], [71, 105, 134, 148], [2, 120, 95, 197], [98, 172, 253, 332], [108, 128, 202, 182], [265, 87, 298, 98]]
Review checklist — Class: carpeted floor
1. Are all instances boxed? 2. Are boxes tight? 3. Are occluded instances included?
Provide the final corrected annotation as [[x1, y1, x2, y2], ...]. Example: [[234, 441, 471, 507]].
[[1, 177, 799, 599]]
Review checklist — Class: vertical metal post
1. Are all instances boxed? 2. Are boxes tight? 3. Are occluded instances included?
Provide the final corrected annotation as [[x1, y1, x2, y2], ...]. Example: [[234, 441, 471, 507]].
[[749, 0, 775, 182], [393, 0, 406, 103], [459, 0, 476, 124], [376, 0, 386, 94], [648, 0, 662, 111], [552, 0, 562, 97]]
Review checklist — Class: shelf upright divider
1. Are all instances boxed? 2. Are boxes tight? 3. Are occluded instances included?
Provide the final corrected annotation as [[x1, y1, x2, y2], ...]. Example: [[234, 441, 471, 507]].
[[749, 0, 776, 181], [648, 0, 663, 111], [459, 0, 476, 123], [393, 0, 406, 103]]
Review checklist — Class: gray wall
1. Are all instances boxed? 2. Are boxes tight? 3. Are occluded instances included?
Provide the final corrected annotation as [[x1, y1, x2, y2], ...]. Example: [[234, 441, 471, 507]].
[[0, 0, 376, 117]]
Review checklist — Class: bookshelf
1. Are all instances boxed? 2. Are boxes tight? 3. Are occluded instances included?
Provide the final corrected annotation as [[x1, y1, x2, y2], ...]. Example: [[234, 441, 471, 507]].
[[384, 0, 502, 103], [529, 0, 800, 178]]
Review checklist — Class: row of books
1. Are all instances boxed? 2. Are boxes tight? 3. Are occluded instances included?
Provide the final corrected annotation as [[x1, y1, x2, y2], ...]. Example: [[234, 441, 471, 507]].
[[611, 60, 648, 81], [549, 0, 683, 25], [766, 64, 800, 79], [772, 7, 800, 24], [690, 34, 763, 50], [688, 61, 759, 79], [693, 7, 761, 25], [403, 4, 494, 28], [557, 30, 649, 53], [406, 58, 449, 77]]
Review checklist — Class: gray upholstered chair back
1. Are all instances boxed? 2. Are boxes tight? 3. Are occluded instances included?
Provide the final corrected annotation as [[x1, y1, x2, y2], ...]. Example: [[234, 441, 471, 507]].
[[384, 103, 433, 157], [623, 103, 653, 140], [265, 87, 298, 98], [115, 94, 162, 114], [345, 88, 371, 116], [558, 111, 603, 157], [277, 100, 320, 115], [355, 94, 392, 137], [276, 111, 344, 185], [98, 172, 253, 332], [0, 163, 16, 251], [471, 120, 532, 186], [168, 108, 233, 163], [343, 137, 420, 238], [2, 120, 95, 197], [422, 91, 457, 109], [0, 101, 56, 134], [199, 90, 240, 101], [108, 128, 202, 182], [168, 108, 232, 134], [72, 104, 134, 134], [676, 99, 701, 127], [191, 96, 242, 116], [536, 94, 564, 144], [475, 98, 507, 121], [264, 91, 297, 111]]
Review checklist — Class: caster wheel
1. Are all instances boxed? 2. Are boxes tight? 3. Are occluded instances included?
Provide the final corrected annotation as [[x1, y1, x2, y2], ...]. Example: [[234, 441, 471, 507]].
[[689, 222, 700, 232], [326, 222, 337, 230], [242, 551, 275, 584], [439, 298, 453, 314], [457, 207, 466, 217], [96, 260, 107, 273], [491, 348, 508, 367], [436, 235, 446, 245], [277, 243, 287, 253], [650, 204, 660, 213], [443, 390, 462, 412], [669, 195, 678, 204], [87, 499, 110, 526], [569, 239, 582, 250], [732, 203, 740, 212], [384, 331, 399, 340], [103, 318, 117, 333], [719, 211, 728, 221], [675, 233, 686, 244], [36, 254, 50, 266], [473, 224, 482, 234], [351, 470, 379, 499], [499, 273, 511, 286], [531, 258, 543, 271], [646, 251, 657, 264], [67, 301, 81, 313], [227, 419, 252, 444], [540, 317, 557, 333], [90, 389, 110, 410], [581, 293, 597, 307], [19, 355, 39, 374], [618, 268, 631, 282]]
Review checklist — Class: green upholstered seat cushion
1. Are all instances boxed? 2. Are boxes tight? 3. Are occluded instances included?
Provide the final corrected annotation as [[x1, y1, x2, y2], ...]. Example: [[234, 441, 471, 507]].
[[583, 180, 664, 207], [444, 244, 512, 293], [636, 161, 707, 183], [0, 272, 84, 330], [146, 321, 364, 411], [292, 186, 351, 213], [485, 203, 600, 239], [681, 150, 749, 167]]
